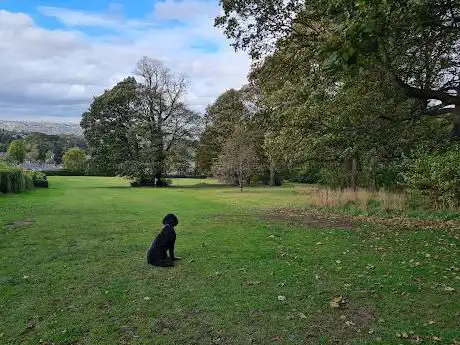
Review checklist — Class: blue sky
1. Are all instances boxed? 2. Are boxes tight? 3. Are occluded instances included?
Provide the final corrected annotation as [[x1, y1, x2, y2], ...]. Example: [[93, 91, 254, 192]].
[[0, 0, 250, 122]]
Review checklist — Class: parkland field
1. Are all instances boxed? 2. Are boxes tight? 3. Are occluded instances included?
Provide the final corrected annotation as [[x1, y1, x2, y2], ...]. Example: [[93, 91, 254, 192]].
[[0, 177, 459, 345]]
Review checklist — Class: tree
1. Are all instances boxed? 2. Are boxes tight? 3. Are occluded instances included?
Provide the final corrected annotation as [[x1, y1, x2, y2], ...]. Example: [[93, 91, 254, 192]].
[[213, 126, 261, 191], [7, 140, 26, 163], [63, 147, 87, 173], [196, 89, 248, 175], [216, 0, 460, 137], [81, 58, 200, 185]]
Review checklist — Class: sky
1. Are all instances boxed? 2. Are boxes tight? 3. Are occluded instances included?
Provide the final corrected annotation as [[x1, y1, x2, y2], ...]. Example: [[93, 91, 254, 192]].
[[0, 0, 251, 123]]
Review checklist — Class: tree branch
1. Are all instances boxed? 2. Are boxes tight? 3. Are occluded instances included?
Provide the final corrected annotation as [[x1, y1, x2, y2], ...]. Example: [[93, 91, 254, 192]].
[[394, 77, 460, 105]]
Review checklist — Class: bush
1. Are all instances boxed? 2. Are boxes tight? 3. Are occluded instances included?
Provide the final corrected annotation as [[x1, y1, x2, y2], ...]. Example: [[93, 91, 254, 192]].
[[33, 171, 49, 188], [405, 147, 460, 208], [166, 174, 207, 179], [24, 172, 34, 191], [0, 170, 12, 193], [0, 169, 26, 193], [0, 168, 49, 193], [10, 170, 26, 193], [130, 178, 172, 187]]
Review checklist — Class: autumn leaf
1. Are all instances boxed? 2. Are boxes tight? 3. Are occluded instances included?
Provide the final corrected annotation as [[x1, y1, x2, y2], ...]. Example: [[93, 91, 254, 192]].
[[329, 295, 346, 308]]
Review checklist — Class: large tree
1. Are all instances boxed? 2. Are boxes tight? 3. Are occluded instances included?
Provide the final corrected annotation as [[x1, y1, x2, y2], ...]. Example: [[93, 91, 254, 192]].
[[81, 58, 200, 185], [196, 89, 247, 175], [63, 147, 87, 173], [213, 125, 261, 191], [7, 140, 26, 163], [216, 0, 460, 136]]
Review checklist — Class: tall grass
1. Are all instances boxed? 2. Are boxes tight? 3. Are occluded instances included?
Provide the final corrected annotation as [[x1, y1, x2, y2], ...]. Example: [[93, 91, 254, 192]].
[[296, 185, 407, 212]]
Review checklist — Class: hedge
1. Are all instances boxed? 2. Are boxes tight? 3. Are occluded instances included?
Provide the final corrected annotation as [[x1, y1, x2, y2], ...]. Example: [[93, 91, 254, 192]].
[[42, 170, 208, 179], [0, 169, 48, 194], [0, 169, 30, 194], [41, 170, 85, 176]]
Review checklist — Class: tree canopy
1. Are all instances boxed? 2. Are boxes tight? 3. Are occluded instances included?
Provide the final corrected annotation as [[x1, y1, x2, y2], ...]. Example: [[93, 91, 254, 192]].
[[63, 147, 87, 173], [216, 0, 460, 136], [81, 57, 201, 185], [7, 140, 26, 163]]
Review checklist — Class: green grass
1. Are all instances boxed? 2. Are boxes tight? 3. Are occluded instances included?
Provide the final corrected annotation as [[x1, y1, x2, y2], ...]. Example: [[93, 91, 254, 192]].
[[0, 177, 459, 345]]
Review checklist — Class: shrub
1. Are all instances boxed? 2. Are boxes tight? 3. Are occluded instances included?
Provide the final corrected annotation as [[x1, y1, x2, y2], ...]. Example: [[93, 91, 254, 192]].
[[24, 172, 34, 191], [0, 170, 12, 193], [63, 147, 87, 173], [405, 148, 460, 208], [130, 178, 172, 187], [33, 171, 49, 188], [41, 170, 85, 176], [9, 170, 26, 193], [0, 169, 27, 194], [0, 168, 49, 193]]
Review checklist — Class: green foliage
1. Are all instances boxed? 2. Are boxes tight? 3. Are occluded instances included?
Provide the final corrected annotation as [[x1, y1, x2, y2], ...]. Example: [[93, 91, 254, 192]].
[[41, 170, 85, 176], [0, 168, 28, 194], [213, 126, 262, 190], [24, 172, 34, 191], [0, 170, 12, 193], [405, 148, 460, 208], [63, 147, 87, 173], [81, 58, 200, 186], [32, 171, 49, 188], [0, 130, 87, 165], [7, 139, 26, 163]]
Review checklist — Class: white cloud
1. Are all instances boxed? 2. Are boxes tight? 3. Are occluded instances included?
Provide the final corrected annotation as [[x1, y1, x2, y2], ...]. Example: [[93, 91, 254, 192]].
[[0, 1, 251, 123], [153, 0, 219, 21]]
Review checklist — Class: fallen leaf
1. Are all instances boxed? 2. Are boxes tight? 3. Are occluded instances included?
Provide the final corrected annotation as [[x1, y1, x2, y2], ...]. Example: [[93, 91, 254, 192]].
[[335, 260, 342, 264], [329, 295, 345, 308], [444, 286, 455, 292], [278, 295, 286, 302]]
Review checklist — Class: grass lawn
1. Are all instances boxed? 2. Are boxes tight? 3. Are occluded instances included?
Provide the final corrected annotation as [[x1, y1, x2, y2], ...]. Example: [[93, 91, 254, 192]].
[[0, 177, 459, 345]]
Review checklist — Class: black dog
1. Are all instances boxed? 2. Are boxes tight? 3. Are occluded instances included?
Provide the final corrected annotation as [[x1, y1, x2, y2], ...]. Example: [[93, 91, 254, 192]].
[[147, 214, 181, 267]]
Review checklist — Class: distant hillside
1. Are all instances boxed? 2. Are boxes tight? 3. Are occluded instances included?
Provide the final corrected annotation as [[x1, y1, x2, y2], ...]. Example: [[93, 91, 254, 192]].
[[0, 120, 82, 136]]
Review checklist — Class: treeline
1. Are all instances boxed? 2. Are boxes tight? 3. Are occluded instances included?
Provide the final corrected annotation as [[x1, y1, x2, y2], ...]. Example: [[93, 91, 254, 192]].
[[0, 129, 87, 164], [195, 0, 460, 207]]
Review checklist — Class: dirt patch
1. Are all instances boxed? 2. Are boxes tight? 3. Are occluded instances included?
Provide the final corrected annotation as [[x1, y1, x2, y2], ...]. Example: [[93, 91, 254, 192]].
[[266, 209, 356, 230], [305, 303, 376, 344], [3, 219, 34, 231], [265, 208, 460, 232]]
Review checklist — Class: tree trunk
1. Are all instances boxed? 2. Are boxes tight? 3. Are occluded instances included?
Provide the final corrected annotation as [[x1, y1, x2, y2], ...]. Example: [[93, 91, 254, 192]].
[[154, 127, 166, 185], [351, 157, 358, 192], [453, 104, 460, 138], [239, 164, 244, 192], [269, 160, 276, 187]]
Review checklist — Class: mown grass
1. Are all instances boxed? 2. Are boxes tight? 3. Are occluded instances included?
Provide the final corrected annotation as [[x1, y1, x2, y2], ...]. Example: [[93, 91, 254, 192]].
[[0, 177, 459, 345]]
